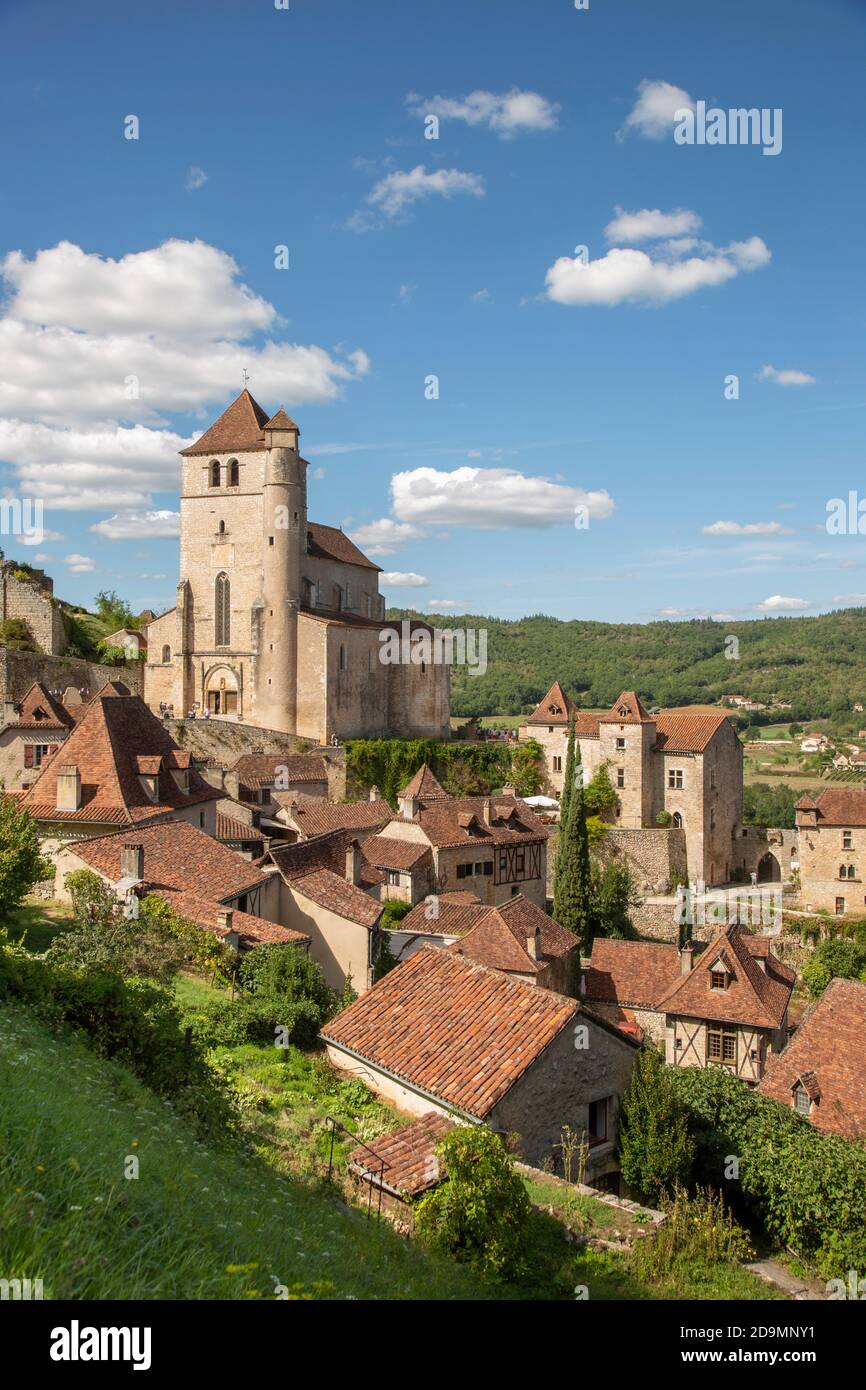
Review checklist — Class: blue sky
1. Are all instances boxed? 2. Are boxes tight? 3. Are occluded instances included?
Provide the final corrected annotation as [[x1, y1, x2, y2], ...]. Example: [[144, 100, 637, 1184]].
[[1, 0, 864, 623]]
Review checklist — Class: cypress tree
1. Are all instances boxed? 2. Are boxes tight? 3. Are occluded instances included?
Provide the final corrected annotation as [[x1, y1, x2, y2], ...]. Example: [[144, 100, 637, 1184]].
[[553, 728, 596, 951]]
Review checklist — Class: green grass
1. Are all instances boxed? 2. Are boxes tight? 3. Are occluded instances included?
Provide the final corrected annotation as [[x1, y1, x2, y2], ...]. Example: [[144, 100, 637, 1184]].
[[5, 898, 76, 953]]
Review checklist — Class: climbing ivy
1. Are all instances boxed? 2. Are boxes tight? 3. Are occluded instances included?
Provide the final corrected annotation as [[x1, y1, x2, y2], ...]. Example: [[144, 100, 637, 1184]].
[[344, 737, 543, 805]]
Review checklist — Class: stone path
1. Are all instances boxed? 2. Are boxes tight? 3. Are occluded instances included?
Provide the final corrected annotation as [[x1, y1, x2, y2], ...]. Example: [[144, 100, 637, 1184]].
[[745, 1258, 828, 1300]]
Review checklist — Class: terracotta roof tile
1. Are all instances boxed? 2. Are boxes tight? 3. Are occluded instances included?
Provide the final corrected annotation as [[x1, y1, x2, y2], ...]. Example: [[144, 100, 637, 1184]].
[[216, 811, 264, 845], [347, 1113, 454, 1197], [292, 869, 382, 928], [399, 763, 447, 800], [584, 939, 683, 1010], [399, 893, 490, 937], [69, 818, 269, 901], [231, 752, 327, 787], [657, 925, 794, 1029], [654, 710, 732, 753], [11, 682, 75, 731], [322, 947, 580, 1118], [361, 835, 433, 873], [795, 787, 866, 827], [180, 389, 271, 456], [153, 889, 309, 949], [306, 521, 380, 572], [284, 796, 392, 838], [757, 978, 866, 1138], [412, 795, 549, 850], [599, 691, 654, 724], [523, 680, 578, 726]]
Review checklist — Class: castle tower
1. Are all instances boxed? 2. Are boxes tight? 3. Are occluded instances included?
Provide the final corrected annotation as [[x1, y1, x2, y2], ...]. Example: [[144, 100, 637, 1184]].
[[256, 409, 306, 732]]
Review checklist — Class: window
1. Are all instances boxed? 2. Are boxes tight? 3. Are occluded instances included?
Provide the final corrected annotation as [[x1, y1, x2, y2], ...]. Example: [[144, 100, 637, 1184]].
[[616, 767, 625, 789], [793, 1086, 811, 1116], [214, 572, 230, 646], [843, 830, 853, 849], [587, 1097, 609, 1143], [707, 1026, 737, 1065], [710, 965, 729, 991], [515, 849, 525, 874], [616, 737, 625, 750], [29, 744, 50, 768], [552, 755, 562, 773], [339, 643, 347, 671], [483, 862, 493, 876], [161, 644, 171, 663], [218, 520, 226, 536], [836, 896, 846, 915], [387, 870, 400, 886], [671, 811, 683, 829], [227, 459, 239, 487], [668, 768, 684, 790], [199, 812, 205, 828], [209, 460, 220, 488]]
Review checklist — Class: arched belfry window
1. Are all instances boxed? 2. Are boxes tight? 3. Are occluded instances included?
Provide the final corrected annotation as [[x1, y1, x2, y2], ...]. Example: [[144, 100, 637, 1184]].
[[215, 572, 230, 646], [227, 459, 239, 487], [209, 460, 220, 488], [162, 644, 171, 663]]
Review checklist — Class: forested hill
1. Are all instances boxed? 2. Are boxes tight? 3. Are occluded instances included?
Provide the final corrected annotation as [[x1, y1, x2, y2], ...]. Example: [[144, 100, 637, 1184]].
[[385, 608, 866, 720]]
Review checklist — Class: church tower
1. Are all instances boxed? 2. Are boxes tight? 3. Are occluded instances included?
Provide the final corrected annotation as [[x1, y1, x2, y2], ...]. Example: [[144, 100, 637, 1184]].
[[256, 409, 307, 732]]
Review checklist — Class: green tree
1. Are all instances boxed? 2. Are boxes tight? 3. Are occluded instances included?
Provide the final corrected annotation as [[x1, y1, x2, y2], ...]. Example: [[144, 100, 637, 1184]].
[[618, 1047, 695, 1202], [372, 930, 398, 982], [0, 799, 51, 922], [553, 740, 596, 952], [800, 937, 866, 997], [0, 617, 39, 652], [508, 737, 544, 796], [593, 859, 639, 939], [49, 870, 185, 982], [584, 765, 620, 819], [93, 589, 136, 631], [414, 1127, 531, 1280]]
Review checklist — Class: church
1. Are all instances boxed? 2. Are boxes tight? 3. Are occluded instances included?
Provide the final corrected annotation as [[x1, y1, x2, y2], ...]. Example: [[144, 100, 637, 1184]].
[[144, 391, 450, 743]]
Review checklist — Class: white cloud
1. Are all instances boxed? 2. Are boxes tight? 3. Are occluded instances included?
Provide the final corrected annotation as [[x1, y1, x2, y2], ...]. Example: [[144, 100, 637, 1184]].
[[703, 520, 793, 536], [363, 165, 485, 221], [406, 88, 559, 138], [379, 571, 429, 587], [604, 207, 702, 243], [398, 282, 418, 303], [346, 518, 424, 557], [471, 288, 492, 302], [833, 593, 866, 604], [757, 364, 816, 387], [545, 219, 770, 308], [391, 465, 614, 529], [20, 529, 63, 546], [90, 509, 181, 540], [753, 595, 811, 612], [617, 79, 695, 141], [184, 166, 208, 191], [64, 552, 95, 573], [31, 552, 52, 562], [0, 239, 370, 509]]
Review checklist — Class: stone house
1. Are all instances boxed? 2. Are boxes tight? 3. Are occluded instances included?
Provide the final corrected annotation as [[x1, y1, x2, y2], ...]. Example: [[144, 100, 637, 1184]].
[[796, 787, 866, 914], [372, 764, 550, 908], [144, 390, 449, 741], [54, 819, 304, 952], [346, 1112, 454, 1221], [226, 752, 329, 806], [10, 682, 221, 856], [102, 628, 147, 660], [584, 924, 794, 1084], [0, 682, 79, 790], [322, 946, 640, 1178], [758, 977, 866, 1139], [520, 684, 743, 886], [263, 831, 385, 991], [278, 792, 393, 844]]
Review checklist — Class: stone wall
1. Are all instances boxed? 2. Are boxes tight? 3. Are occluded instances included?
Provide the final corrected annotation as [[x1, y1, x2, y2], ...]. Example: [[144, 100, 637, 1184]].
[[0, 648, 140, 706], [0, 565, 66, 655], [165, 716, 346, 797], [597, 826, 688, 893]]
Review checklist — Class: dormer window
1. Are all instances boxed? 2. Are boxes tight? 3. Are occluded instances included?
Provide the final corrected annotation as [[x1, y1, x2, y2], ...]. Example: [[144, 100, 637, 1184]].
[[548, 703, 561, 715], [617, 705, 630, 718], [709, 964, 730, 991], [793, 1084, 812, 1116]]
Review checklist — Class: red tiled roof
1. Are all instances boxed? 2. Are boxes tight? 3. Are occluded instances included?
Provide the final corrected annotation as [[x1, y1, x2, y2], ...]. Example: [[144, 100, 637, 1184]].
[[268, 828, 384, 893], [399, 892, 490, 937], [347, 1113, 454, 1197], [216, 811, 264, 844], [795, 787, 866, 827], [69, 818, 269, 901], [599, 691, 654, 724], [284, 796, 392, 838], [231, 752, 327, 787], [657, 925, 794, 1029], [412, 795, 549, 850], [522, 680, 578, 727], [152, 889, 309, 949], [399, 763, 447, 801], [361, 835, 433, 873], [18, 692, 220, 826], [306, 521, 380, 572], [292, 869, 382, 928], [584, 939, 683, 1010], [11, 682, 75, 731], [322, 947, 580, 1118], [494, 894, 577, 961], [264, 407, 299, 431], [180, 389, 271, 456], [654, 710, 732, 754], [446, 899, 576, 977], [757, 978, 866, 1138]]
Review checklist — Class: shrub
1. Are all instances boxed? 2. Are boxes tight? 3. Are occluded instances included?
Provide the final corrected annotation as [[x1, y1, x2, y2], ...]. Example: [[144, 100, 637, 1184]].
[[630, 1184, 753, 1285], [414, 1127, 531, 1280], [0, 617, 38, 652], [800, 937, 866, 998], [51, 872, 186, 982], [618, 1048, 694, 1201], [237, 942, 337, 1045], [379, 898, 412, 930], [0, 798, 52, 922], [655, 810, 672, 828]]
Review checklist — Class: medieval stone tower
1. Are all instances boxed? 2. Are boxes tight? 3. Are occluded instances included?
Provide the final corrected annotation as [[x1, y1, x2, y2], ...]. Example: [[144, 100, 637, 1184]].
[[144, 391, 450, 743]]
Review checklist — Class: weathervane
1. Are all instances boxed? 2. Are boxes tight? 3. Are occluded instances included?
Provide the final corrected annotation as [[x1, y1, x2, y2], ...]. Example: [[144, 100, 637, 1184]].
[[242, 368, 250, 388]]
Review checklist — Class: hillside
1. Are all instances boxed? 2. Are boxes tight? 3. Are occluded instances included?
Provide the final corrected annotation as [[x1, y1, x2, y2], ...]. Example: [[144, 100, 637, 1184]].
[[386, 608, 866, 721]]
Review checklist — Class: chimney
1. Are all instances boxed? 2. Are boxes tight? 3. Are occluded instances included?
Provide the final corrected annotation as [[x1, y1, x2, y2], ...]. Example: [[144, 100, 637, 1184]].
[[482, 797, 492, 826], [223, 769, 241, 799], [679, 942, 694, 975], [399, 794, 420, 821], [526, 927, 541, 961], [56, 764, 81, 812], [3, 699, 17, 724], [345, 839, 362, 886], [502, 780, 517, 799], [120, 843, 144, 881], [217, 907, 234, 932], [369, 784, 380, 802]]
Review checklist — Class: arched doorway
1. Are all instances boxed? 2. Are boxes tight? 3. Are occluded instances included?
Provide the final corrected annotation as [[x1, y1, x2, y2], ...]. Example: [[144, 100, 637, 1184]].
[[757, 851, 781, 883], [203, 664, 239, 717]]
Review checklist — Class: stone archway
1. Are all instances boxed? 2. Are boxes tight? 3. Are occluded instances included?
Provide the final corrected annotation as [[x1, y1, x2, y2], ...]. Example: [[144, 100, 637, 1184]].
[[757, 851, 781, 884], [203, 663, 239, 717]]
